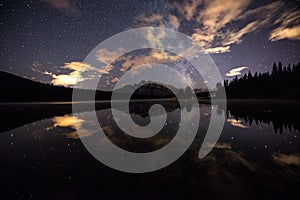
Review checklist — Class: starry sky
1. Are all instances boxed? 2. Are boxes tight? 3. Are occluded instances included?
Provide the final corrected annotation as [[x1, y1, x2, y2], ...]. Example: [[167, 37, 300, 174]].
[[0, 0, 299, 89]]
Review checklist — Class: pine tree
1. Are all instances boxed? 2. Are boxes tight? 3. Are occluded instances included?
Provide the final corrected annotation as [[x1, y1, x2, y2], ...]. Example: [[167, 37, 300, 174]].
[[254, 72, 258, 78], [287, 64, 291, 72], [272, 62, 278, 75], [248, 71, 253, 79], [278, 61, 283, 73]]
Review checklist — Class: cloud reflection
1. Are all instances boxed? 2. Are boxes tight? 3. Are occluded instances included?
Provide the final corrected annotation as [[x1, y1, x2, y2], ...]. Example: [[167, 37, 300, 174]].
[[52, 115, 93, 139], [227, 118, 248, 129], [272, 153, 300, 166]]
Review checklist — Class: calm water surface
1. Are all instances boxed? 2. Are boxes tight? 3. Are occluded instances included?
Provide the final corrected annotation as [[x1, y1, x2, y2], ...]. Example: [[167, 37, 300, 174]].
[[0, 101, 300, 199]]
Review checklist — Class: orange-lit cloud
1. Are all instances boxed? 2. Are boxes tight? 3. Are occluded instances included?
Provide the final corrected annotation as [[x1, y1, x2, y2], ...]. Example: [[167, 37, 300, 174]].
[[225, 66, 248, 77], [95, 48, 126, 76], [168, 14, 180, 29], [222, 21, 259, 46], [176, 0, 252, 53], [96, 45, 181, 75], [269, 10, 300, 41], [197, 0, 250, 32], [120, 49, 180, 73], [41, 0, 79, 15], [144, 27, 167, 48], [96, 48, 125, 65], [44, 61, 98, 86], [148, 0, 297, 54], [270, 26, 300, 41]]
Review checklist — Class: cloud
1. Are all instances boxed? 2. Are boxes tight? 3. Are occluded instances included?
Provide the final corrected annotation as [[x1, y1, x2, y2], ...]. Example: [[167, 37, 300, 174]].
[[144, 27, 167, 48], [269, 9, 300, 41], [203, 46, 230, 54], [274, 9, 300, 27], [96, 45, 181, 74], [191, 28, 215, 48], [41, 0, 80, 15], [270, 26, 300, 41], [136, 13, 164, 24], [222, 21, 259, 46], [168, 15, 180, 29], [134, 13, 166, 29], [272, 153, 300, 166], [95, 48, 126, 75], [171, 0, 296, 54], [120, 49, 180, 73], [190, 0, 251, 52], [133, 1, 298, 54], [174, 0, 202, 21], [227, 118, 248, 128], [96, 48, 124, 65], [44, 61, 99, 86], [197, 0, 250, 32], [135, 13, 180, 35], [135, 0, 253, 54], [236, 1, 281, 22], [172, 0, 271, 54], [111, 77, 119, 83], [225, 66, 248, 77]]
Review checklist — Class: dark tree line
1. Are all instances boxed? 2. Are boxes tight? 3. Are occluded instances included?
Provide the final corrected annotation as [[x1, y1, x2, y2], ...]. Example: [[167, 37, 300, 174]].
[[0, 71, 112, 102], [224, 102, 300, 134], [220, 62, 300, 98]]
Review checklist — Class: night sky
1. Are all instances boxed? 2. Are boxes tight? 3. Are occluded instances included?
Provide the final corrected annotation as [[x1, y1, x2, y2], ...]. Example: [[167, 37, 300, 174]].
[[0, 0, 299, 89]]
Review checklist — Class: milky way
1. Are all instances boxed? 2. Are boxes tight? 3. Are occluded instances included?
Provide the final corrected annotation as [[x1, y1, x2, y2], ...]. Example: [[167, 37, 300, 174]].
[[0, 0, 299, 87]]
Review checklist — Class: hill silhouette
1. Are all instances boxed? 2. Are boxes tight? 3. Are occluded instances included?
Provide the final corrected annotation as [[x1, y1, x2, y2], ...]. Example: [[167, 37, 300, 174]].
[[0, 71, 180, 102], [2, 61, 299, 102], [0, 71, 111, 102]]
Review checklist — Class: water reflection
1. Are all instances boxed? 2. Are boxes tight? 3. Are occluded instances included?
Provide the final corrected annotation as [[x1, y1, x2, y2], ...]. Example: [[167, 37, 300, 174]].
[[225, 100, 300, 134], [0, 101, 300, 199], [52, 115, 94, 139], [227, 118, 248, 128]]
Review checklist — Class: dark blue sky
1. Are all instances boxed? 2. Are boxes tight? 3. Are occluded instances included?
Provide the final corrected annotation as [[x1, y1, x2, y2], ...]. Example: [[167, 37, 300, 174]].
[[0, 0, 299, 87]]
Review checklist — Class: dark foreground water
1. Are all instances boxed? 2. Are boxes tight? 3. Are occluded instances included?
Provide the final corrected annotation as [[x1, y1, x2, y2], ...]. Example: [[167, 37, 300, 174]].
[[0, 100, 300, 199]]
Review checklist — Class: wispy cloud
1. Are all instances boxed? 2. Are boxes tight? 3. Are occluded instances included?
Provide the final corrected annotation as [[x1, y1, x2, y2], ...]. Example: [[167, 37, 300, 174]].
[[135, 0, 297, 54], [120, 49, 180, 74], [196, 0, 250, 31], [174, 0, 202, 21], [269, 9, 300, 41], [203, 46, 230, 54], [41, 0, 80, 15], [225, 66, 248, 77], [222, 21, 260, 46], [177, 0, 252, 53], [270, 26, 300, 41]]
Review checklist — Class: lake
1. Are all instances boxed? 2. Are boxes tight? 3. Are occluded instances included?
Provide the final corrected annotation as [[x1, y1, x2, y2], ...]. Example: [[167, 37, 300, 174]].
[[0, 100, 300, 199]]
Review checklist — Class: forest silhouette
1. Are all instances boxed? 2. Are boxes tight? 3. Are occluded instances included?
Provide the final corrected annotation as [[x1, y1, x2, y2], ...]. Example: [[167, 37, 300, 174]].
[[1, 62, 299, 102], [220, 62, 300, 99]]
